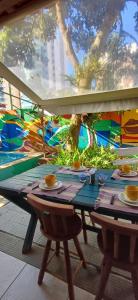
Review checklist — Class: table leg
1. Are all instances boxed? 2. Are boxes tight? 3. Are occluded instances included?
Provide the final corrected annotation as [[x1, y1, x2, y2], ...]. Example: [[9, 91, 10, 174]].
[[22, 213, 38, 254], [81, 210, 88, 244]]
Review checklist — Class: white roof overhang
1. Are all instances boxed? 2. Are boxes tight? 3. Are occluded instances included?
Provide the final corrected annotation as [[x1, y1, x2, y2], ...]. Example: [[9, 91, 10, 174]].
[[0, 61, 138, 114], [41, 89, 138, 114]]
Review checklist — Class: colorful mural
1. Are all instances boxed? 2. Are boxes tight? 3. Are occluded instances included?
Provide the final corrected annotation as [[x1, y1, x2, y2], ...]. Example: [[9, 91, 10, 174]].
[[0, 111, 25, 151], [94, 114, 121, 147], [0, 109, 137, 152], [121, 110, 138, 144]]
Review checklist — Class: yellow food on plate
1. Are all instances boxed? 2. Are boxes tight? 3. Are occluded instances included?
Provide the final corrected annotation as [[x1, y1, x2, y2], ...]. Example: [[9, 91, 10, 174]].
[[125, 185, 138, 201], [45, 174, 56, 187], [121, 165, 131, 174], [73, 160, 81, 170]]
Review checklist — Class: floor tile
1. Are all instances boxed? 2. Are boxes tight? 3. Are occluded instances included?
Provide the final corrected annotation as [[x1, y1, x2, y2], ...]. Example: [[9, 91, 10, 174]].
[[0, 251, 25, 298], [74, 286, 95, 300], [1, 264, 95, 300], [0, 202, 42, 241]]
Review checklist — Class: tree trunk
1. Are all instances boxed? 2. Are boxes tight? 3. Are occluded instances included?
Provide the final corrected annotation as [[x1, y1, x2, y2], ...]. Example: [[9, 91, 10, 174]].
[[55, 0, 125, 150], [56, 0, 79, 70], [78, 78, 91, 89], [69, 115, 82, 149]]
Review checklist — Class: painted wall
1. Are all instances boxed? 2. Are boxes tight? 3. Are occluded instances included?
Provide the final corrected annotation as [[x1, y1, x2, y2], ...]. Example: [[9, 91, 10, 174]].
[[121, 109, 138, 144]]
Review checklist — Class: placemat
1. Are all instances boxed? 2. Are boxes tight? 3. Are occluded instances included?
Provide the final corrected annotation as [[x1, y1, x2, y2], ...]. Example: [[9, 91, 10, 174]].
[[96, 186, 138, 214], [22, 180, 83, 202]]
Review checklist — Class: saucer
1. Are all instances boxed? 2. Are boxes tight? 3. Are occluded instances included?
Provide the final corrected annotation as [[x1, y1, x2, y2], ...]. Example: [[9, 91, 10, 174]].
[[39, 181, 63, 190], [120, 171, 137, 177], [71, 167, 88, 172], [118, 192, 138, 207]]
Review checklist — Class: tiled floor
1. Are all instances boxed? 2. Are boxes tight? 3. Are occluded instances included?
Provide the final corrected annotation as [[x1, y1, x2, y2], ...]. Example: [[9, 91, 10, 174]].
[[0, 251, 95, 300], [0, 197, 135, 300], [0, 201, 92, 244], [0, 200, 42, 243]]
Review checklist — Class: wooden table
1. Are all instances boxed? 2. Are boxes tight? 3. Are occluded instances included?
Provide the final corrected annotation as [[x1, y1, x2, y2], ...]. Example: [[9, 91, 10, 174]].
[[0, 165, 138, 254]]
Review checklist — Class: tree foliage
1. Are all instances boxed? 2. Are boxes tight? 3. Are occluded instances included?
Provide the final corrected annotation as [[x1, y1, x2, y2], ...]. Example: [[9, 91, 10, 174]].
[[0, 9, 56, 67], [1, 0, 137, 74]]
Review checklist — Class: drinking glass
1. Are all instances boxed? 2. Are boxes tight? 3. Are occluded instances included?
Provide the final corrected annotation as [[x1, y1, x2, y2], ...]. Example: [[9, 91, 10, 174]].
[[79, 173, 87, 183], [97, 174, 108, 186]]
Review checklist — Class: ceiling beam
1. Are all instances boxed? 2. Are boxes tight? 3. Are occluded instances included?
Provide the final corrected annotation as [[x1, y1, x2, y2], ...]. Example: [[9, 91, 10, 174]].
[[41, 87, 138, 106], [0, 0, 55, 27]]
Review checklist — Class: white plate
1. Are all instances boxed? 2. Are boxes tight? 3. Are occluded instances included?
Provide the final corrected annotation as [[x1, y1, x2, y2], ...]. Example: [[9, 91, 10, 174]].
[[118, 192, 138, 207], [70, 167, 88, 172], [120, 171, 137, 177], [39, 181, 63, 191]]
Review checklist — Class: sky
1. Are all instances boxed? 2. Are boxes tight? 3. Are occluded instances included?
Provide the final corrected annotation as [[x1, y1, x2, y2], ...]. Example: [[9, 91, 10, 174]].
[[122, 1, 138, 40]]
